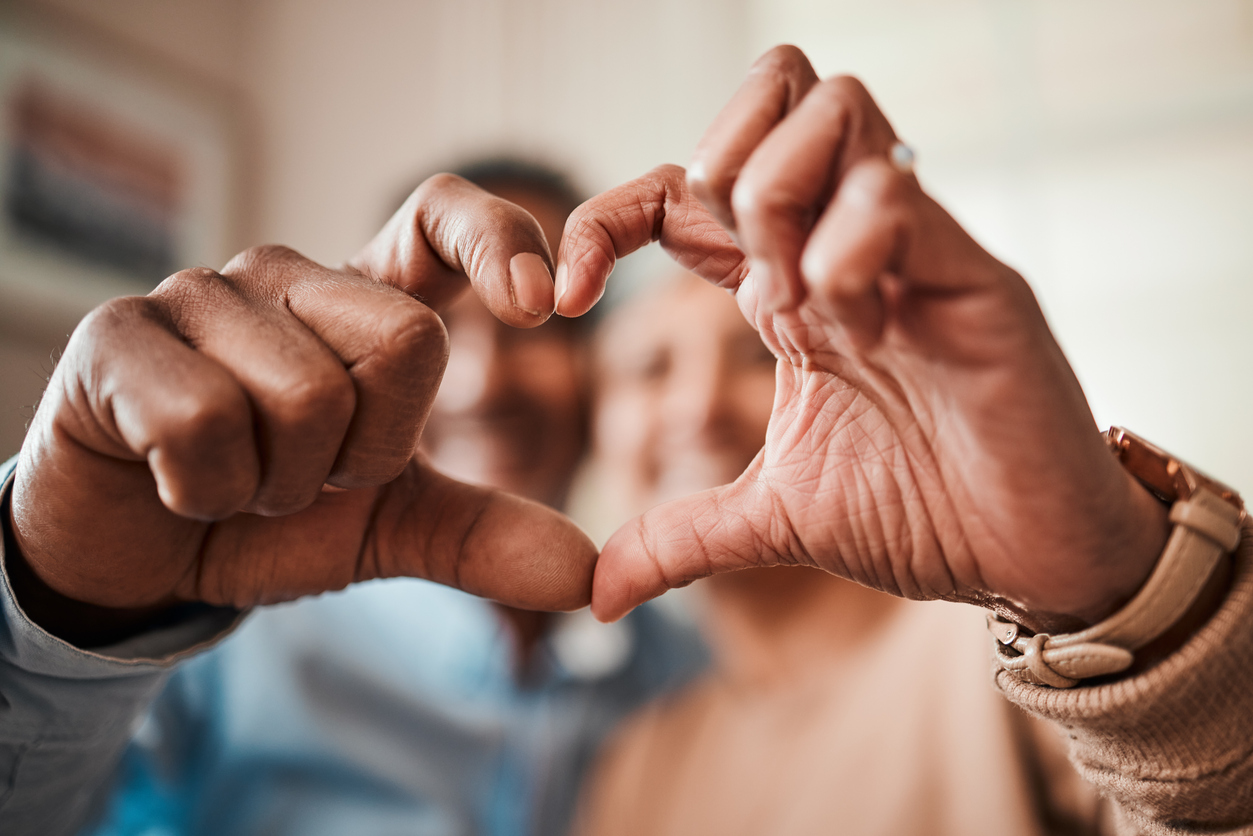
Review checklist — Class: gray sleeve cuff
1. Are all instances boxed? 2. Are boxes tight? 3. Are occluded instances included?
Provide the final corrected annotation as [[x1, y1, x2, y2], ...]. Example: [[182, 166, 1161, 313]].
[[0, 454, 245, 836], [0, 456, 246, 677]]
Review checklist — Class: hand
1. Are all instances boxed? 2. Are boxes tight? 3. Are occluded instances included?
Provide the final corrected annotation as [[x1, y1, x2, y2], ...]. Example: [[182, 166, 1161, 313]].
[[558, 46, 1170, 628], [10, 174, 596, 640]]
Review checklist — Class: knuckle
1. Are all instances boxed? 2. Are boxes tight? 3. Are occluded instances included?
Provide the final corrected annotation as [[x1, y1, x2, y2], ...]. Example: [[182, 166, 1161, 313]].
[[750, 45, 818, 109], [730, 176, 802, 225], [753, 44, 811, 81], [827, 74, 872, 103], [562, 200, 598, 238], [481, 198, 528, 234], [369, 299, 449, 367], [70, 298, 169, 365], [157, 380, 251, 452], [687, 154, 735, 206], [826, 76, 895, 143], [728, 179, 758, 220], [220, 244, 304, 288], [267, 365, 355, 430], [79, 295, 157, 336], [641, 161, 687, 199], [652, 162, 687, 183], [809, 78, 854, 120], [156, 266, 220, 291], [230, 243, 300, 270], [415, 171, 469, 202], [560, 210, 596, 252], [843, 159, 912, 210], [151, 266, 228, 306]]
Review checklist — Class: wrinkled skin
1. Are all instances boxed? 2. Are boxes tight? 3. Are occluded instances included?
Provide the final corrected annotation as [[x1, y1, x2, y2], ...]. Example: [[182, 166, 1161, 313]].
[[593, 274, 878, 688], [558, 46, 1170, 629], [10, 174, 598, 641]]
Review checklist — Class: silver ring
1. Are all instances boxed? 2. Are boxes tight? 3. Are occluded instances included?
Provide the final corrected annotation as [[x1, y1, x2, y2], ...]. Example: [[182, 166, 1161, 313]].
[[889, 141, 915, 175]]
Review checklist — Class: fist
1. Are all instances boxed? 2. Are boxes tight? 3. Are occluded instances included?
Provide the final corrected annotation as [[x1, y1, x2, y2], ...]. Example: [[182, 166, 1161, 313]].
[[9, 174, 597, 630]]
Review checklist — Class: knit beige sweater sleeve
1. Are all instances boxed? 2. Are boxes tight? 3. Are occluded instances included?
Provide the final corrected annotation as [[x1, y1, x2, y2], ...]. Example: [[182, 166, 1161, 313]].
[[997, 519, 1253, 835]]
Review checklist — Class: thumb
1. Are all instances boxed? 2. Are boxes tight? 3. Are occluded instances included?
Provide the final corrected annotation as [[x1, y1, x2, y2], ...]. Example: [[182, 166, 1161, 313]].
[[590, 477, 783, 622], [556, 164, 747, 317], [187, 456, 600, 612], [381, 459, 601, 612], [350, 173, 557, 327]]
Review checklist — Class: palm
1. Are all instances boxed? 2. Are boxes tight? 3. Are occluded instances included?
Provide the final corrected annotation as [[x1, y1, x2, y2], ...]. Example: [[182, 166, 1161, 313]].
[[752, 349, 953, 598], [742, 284, 1031, 608]]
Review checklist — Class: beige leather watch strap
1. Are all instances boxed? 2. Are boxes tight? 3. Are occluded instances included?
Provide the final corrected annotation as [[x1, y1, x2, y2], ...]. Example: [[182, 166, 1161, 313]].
[[990, 428, 1246, 689]]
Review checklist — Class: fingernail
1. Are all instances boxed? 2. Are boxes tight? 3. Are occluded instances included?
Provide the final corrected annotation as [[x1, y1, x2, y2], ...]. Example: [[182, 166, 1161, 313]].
[[510, 252, 554, 318], [553, 262, 569, 313]]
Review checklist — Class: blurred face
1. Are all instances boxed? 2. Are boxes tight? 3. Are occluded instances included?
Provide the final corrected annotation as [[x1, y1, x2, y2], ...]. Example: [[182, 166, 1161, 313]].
[[422, 190, 587, 508], [595, 274, 776, 514]]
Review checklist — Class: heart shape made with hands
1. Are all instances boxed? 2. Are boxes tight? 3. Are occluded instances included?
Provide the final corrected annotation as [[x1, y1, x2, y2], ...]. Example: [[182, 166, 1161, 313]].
[[555, 46, 1168, 630], [9, 46, 1168, 644]]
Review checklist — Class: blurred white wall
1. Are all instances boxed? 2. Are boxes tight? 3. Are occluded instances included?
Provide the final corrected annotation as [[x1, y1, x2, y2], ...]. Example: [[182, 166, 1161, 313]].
[[0, 0, 254, 454], [11, 0, 250, 89], [749, 0, 1253, 490], [246, 0, 748, 263], [2, 0, 1251, 495]]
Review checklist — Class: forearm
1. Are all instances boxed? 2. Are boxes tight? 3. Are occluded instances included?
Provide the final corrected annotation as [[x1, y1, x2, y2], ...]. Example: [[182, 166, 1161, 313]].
[[997, 520, 1253, 834], [0, 458, 242, 835]]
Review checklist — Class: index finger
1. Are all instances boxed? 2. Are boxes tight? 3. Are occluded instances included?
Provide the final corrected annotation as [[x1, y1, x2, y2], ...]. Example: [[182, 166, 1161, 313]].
[[349, 173, 557, 328], [687, 45, 820, 232], [555, 164, 747, 317]]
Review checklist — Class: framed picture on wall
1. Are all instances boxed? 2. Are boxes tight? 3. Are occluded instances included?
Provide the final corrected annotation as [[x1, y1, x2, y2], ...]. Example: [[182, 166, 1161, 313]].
[[0, 14, 240, 316]]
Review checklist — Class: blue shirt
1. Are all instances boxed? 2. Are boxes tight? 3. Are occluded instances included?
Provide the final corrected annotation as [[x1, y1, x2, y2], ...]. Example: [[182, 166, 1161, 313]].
[[0, 456, 707, 836]]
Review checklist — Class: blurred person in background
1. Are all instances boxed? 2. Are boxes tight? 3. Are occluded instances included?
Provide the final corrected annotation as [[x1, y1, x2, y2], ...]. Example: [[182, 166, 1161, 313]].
[[576, 272, 1098, 834], [552, 45, 1252, 834], [1, 159, 702, 836]]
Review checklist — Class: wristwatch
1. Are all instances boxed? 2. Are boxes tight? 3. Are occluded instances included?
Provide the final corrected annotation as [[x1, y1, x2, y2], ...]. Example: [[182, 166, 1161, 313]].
[[989, 427, 1246, 688]]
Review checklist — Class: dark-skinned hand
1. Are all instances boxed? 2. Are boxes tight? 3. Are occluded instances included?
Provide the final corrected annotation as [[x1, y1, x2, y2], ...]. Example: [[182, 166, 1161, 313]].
[[9, 174, 596, 644], [556, 45, 1171, 631]]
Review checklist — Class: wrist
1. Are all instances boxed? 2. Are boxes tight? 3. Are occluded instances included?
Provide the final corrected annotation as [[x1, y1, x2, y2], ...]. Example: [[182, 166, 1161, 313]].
[[1014, 457, 1171, 634], [992, 427, 1245, 687], [5, 502, 178, 648], [1075, 469, 1173, 625]]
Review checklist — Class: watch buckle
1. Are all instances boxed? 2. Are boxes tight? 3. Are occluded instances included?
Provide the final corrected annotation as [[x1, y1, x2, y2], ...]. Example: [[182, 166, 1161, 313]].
[[1105, 426, 1244, 517]]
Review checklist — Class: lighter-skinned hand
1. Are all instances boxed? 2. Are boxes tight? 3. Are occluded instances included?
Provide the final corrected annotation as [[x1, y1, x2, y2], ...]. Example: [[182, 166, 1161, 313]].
[[557, 45, 1170, 630], [10, 174, 596, 627]]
